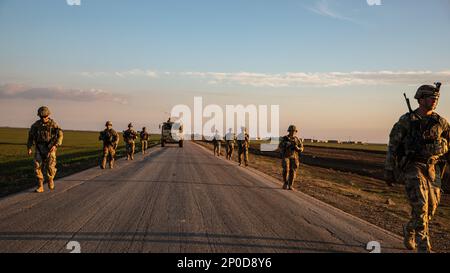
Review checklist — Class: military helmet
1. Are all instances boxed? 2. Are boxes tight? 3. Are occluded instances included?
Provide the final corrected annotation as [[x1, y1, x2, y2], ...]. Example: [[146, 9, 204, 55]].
[[37, 106, 51, 117], [288, 125, 298, 132], [128, 123, 133, 128], [414, 84, 440, 100], [105, 121, 112, 127], [142, 127, 146, 130]]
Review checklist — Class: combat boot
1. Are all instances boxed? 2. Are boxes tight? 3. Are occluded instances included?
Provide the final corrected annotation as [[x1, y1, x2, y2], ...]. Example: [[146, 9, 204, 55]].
[[282, 183, 288, 190], [101, 158, 107, 169], [35, 179, 44, 193], [403, 225, 416, 251], [110, 159, 115, 169], [48, 179, 55, 191]]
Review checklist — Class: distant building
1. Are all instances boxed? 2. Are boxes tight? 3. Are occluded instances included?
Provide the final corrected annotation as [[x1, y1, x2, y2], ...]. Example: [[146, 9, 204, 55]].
[[327, 140, 340, 144]]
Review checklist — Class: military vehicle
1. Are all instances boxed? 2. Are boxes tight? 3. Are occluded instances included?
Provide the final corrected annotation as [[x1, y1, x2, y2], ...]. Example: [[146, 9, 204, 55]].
[[159, 119, 184, 148]]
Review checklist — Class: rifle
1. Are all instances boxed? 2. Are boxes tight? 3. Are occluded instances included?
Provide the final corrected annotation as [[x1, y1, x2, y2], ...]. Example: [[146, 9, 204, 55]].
[[435, 82, 442, 92], [35, 144, 50, 162], [397, 93, 422, 170], [35, 127, 61, 162]]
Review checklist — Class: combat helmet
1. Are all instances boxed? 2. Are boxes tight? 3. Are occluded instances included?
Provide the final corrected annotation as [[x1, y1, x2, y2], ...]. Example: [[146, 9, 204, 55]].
[[37, 106, 51, 117], [128, 123, 133, 128], [105, 121, 113, 127], [414, 82, 441, 100], [288, 125, 298, 132]]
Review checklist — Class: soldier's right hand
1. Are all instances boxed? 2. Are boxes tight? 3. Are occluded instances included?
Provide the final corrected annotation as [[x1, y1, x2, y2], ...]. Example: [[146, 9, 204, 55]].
[[384, 170, 396, 187], [27, 148, 33, 156]]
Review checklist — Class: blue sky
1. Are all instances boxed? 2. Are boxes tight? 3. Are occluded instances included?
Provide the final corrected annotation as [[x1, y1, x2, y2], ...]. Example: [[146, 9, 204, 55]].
[[1, 0, 449, 142]]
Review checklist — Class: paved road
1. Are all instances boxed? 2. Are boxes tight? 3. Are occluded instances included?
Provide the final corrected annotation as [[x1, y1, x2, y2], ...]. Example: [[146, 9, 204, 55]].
[[0, 141, 405, 253]]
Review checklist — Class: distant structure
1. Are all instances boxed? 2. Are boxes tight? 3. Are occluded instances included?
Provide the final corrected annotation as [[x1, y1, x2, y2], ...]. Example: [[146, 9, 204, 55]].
[[327, 140, 340, 144]]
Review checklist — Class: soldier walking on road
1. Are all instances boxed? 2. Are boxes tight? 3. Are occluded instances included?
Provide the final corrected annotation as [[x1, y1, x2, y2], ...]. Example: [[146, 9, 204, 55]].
[[237, 127, 250, 167], [140, 127, 149, 155], [225, 128, 236, 160], [27, 106, 64, 193], [123, 123, 137, 160], [99, 121, 119, 169], [279, 125, 304, 190], [212, 130, 222, 157], [385, 82, 449, 253]]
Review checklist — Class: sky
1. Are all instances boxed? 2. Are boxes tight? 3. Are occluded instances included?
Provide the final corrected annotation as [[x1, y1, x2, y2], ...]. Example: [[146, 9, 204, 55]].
[[0, 0, 449, 143]]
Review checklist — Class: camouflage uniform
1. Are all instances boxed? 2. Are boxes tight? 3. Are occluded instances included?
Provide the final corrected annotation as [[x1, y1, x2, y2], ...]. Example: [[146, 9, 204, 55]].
[[237, 131, 250, 166], [279, 126, 304, 190], [213, 135, 222, 157], [27, 107, 63, 192], [385, 83, 449, 253], [99, 122, 119, 169], [225, 132, 236, 160], [123, 124, 137, 160], [140, 128, 149, 155]]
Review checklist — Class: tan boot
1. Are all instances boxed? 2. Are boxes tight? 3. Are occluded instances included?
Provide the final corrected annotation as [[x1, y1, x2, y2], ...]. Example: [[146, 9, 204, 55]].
[[35, 179, 44, 193], [48, 179, 55, 191], [110, 159, 115, 169], [403, 225, 416, 251], [101, 158, 107, 169]]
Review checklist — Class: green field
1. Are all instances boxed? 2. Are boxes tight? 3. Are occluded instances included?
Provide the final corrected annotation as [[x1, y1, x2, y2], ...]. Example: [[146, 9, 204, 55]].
[[251, 139, 387, 153], [0, 127, 160, 197], [302, 142, 387, 152]]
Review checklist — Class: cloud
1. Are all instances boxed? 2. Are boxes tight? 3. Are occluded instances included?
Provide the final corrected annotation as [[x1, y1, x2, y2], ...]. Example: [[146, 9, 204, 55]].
[[80, 69, 158, 79], [181, 70, 450, 88], [77, 68, 450, 88], [308, 0, 360, 24], [0, 83, 128, 104]]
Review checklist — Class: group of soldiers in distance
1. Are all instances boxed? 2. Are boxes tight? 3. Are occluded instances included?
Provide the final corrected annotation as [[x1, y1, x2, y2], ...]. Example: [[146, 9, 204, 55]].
[[98, 121, 150, 169], [25, 82, 448, 253], [212, 126, 303, 191]]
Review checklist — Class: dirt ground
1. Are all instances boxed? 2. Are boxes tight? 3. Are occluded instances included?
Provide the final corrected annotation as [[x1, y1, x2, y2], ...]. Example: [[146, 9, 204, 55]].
[[197, 141, 450, 253]]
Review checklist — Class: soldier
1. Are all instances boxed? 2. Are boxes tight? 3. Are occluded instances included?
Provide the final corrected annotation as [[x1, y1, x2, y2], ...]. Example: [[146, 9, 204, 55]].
[[140, 127, 149, 154], [385, 83, 449, 253], [237, 127, 250, 167], [212, 130, 222, 157], [27, 106, 63, 193], [99, 121, 119, 169], [279, 125, 304, 190], [123, 123, 137, 160], [225, 128, 236, 160]]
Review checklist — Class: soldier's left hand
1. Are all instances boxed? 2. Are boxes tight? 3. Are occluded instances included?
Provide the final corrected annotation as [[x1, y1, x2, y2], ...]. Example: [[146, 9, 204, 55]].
[[49, 146, 57, 154]]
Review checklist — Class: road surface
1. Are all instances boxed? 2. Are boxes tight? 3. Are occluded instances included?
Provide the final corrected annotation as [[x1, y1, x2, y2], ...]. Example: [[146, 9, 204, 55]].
[[0, 141, 405, 253]]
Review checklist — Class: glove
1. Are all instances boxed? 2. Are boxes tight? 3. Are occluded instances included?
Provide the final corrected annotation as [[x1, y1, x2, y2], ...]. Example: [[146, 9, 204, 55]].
[[384, 170, 396, 187]]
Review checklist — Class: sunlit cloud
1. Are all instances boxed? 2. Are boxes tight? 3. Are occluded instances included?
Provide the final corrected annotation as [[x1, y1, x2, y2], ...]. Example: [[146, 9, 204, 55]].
[[181, 70, 450, 88], [78, 69, 450, 88], [0, 83, 129, 104], [80, 69, 158, 79]]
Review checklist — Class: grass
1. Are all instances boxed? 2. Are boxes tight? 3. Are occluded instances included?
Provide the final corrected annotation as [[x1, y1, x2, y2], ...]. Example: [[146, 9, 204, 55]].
[[303, 142, 387, 152], [0, 127, 160, 197], [251, 139, 387, 153]]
